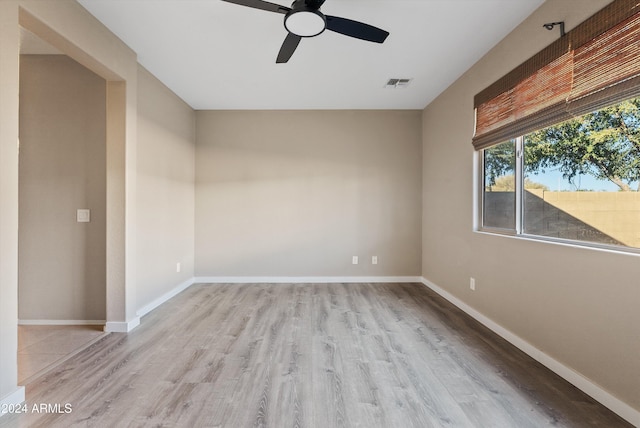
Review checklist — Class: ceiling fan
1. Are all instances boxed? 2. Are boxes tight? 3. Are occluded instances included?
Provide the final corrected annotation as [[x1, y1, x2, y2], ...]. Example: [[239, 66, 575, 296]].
[[221, 0, 390, 63]]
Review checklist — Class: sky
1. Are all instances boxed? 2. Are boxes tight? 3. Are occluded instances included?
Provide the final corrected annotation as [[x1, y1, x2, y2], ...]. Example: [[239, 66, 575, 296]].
[[526, 168, 637, 192]]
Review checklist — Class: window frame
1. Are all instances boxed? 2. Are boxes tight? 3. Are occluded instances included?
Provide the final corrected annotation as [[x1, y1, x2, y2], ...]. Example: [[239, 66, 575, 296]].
[[477, 137, 640, 255], [479, 139, 520, 235]]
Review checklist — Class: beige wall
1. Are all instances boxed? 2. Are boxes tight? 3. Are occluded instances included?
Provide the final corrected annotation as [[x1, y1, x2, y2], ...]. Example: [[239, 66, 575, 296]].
[[422, 0, 639, 414], [19, 55, 106, 321], [196, 110, 422, 277], [137, 65, 195, 308]]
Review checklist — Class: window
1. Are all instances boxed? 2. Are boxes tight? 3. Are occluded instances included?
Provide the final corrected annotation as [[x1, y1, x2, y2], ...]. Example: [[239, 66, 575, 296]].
[[481, 97, 640, 251], [475, 0, 640, 252]]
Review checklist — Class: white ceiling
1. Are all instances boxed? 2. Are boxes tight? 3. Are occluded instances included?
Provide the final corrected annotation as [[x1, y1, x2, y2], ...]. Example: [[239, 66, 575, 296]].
[[77, 0, 544, 110]]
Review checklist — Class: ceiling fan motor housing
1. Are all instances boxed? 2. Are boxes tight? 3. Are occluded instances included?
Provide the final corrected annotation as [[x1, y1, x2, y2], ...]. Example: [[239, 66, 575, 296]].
[[284, 0, 327, 37]]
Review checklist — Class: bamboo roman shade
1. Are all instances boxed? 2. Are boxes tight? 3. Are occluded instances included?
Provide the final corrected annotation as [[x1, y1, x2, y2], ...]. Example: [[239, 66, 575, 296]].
[[473, 0, 640, 150]]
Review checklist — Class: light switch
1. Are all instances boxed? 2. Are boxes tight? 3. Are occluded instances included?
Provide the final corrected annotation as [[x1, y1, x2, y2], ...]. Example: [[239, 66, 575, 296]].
[[77, 209, 90, 223]]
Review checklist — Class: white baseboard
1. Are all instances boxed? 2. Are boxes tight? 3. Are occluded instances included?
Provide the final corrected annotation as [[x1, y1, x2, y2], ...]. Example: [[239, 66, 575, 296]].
[[18, 320, 105, 326], [104, 317, 140, 333], [420, 277, 640, 427], [136, 278, 195, 318], [0, 387, 25, 417], [194, 276, 423, 284]]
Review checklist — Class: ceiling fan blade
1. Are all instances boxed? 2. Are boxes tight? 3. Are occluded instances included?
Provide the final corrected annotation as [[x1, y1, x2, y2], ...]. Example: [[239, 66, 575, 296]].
[[220, 0, 290, 14], [276, 33, 302, 63], [325, 15, 389, 43]]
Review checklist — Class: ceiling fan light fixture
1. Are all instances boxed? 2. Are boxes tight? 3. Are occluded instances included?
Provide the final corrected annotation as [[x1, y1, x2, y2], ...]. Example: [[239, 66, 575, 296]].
[[284, 10, 326, 37]]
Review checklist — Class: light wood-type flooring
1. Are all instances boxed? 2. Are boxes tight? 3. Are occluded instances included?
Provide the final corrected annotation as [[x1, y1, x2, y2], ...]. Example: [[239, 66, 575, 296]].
[[0, 282, 632, 427]]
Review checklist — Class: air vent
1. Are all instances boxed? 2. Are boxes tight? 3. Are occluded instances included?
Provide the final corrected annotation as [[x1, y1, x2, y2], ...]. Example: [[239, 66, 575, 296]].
[[385, 78, 412, 88]]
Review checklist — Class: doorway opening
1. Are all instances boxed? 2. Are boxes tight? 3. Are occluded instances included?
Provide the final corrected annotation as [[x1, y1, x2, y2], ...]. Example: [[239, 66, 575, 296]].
[[17, 27, 108, 384]]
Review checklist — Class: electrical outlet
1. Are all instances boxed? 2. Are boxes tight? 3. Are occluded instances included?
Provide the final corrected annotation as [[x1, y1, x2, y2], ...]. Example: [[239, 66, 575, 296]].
[[176, 262, 181, 273], [372, 256, 378, 265], [352, 256, 358, 265], [470, 277, 476, 291]]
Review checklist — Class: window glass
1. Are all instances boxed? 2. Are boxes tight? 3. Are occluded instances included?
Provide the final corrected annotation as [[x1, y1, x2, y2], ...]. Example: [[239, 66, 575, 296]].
[[522, 98, 640, 248], [483, 140, 516, 230]]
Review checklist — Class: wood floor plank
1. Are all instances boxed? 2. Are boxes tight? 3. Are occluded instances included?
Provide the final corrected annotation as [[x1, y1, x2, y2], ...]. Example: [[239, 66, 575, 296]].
[[0, 282, 632, 428]]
